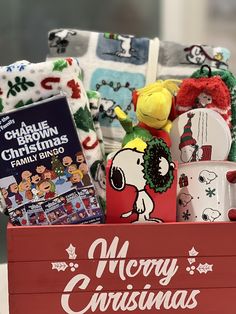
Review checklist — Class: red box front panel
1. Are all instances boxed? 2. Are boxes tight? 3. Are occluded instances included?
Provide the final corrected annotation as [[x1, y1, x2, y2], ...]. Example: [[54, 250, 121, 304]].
[[7, 222, 236, 314]]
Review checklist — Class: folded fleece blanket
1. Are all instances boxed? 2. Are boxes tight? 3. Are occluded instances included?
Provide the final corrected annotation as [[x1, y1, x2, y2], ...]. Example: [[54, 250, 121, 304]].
[[47, 28, 230, 153], [0, 58, 106, 207]]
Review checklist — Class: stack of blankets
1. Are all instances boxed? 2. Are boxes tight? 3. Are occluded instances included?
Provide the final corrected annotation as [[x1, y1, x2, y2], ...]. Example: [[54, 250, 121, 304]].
[[47, 28, 230, 153]]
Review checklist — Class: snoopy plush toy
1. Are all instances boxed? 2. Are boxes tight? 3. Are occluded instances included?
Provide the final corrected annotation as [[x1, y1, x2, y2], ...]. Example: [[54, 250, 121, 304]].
[[109, 138, 175, 223]]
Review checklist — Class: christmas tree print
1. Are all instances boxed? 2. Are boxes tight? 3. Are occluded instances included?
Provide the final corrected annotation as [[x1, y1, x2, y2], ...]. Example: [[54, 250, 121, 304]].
[[51, 155, 65, 184], [53, 59, 68, 72], [73, 105, 95, 132]]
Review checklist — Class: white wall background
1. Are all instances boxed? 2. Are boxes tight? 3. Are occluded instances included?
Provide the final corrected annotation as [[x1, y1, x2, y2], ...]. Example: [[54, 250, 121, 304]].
[[161, 0, 236, 71], [161, 0, 208, 44]]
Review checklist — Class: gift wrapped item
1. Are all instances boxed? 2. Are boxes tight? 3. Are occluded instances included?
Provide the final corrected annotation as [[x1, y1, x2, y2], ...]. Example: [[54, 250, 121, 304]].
[[47, 29, 230, 154], [0, 58, 105, 210], [178, 173, 189, 188]]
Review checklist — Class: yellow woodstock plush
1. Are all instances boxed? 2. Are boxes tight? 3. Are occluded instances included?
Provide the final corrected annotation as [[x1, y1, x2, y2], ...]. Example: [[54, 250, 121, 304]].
[[132, 80, 181, 147]]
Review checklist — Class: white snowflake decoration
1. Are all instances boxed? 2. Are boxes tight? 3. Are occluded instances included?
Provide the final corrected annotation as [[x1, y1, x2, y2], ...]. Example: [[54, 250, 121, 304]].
[[66, 244, 77, 260]]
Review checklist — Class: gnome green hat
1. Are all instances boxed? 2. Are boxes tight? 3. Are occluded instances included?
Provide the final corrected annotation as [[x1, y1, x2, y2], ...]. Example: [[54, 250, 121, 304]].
[[179, 113, 196, 150]]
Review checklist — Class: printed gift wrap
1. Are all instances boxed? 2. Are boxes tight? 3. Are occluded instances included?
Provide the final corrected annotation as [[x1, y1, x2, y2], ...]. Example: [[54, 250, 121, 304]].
[[0, 58, 106, 208], [179, 173, 189, 188], [0, 96, 103, 224], [47, 28, 230, 153]]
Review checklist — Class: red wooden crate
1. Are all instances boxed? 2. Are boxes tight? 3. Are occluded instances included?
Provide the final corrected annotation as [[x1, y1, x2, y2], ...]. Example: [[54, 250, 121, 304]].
[[7, 222, 236, 314]]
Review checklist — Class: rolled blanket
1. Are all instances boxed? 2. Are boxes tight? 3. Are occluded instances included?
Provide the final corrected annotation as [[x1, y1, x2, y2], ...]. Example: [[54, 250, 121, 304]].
[[0, 58, 106, 206], [157, 41, 230, 80]]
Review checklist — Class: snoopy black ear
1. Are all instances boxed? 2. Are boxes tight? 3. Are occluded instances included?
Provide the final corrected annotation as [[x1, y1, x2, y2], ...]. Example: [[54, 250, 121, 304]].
[[48, 32, 56, 41], [109, 166, 126, 191], [199, 175, 205, 183], [202, 213, 208, 221]]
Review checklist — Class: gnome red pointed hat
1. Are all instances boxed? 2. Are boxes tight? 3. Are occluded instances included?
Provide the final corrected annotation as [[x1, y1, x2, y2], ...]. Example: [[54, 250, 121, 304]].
[[179, 113, 196, 149]]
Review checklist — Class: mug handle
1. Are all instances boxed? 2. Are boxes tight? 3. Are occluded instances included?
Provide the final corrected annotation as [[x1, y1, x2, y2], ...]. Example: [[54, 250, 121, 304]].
[[226, 170, 236, 183], [226, 170, 236, 221]]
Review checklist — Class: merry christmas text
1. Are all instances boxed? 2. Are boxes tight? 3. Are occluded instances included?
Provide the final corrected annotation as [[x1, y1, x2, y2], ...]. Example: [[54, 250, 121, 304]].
[[61, 237, 201, 313]]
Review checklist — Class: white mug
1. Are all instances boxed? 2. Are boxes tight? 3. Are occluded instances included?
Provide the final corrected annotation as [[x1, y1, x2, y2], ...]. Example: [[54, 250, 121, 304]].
[[177, 161, 236, 222]]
